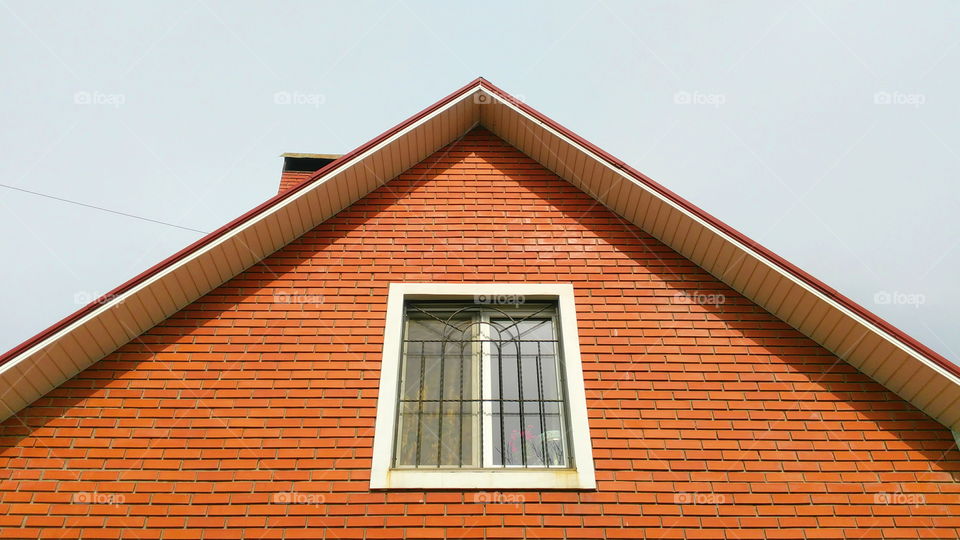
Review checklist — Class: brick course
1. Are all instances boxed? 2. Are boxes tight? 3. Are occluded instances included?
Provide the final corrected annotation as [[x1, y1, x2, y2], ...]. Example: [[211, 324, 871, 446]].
[[279, 170, 315, 194], [1, 127, 958, 539]]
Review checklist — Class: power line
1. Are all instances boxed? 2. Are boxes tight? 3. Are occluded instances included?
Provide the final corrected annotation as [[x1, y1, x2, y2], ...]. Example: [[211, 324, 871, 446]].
[[0, 182, 209, 235]]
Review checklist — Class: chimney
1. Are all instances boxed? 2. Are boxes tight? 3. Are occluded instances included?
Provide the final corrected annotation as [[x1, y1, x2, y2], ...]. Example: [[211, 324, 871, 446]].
[[278, 153, 341, 194]]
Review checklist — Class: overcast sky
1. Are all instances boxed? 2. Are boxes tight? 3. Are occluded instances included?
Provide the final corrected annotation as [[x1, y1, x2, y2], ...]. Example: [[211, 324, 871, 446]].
[[1, 0, 958, 364]]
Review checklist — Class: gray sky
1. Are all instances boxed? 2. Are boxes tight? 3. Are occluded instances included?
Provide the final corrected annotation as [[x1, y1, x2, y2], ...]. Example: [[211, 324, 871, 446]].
[[1, 0, 958, 363]]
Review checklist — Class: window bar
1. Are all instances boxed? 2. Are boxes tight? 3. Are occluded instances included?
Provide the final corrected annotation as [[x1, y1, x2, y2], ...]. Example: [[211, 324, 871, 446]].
[[394, 329, 410, 468], [555, 317, 568, 467], [414, 339, 425, 467], [514, 334, 526, 466], [437, 333, 446, 468], [536, 339, 547, 467], [497, 339, 505, 467], [476, 326, 493, 467], [458, 338, 465, 468]]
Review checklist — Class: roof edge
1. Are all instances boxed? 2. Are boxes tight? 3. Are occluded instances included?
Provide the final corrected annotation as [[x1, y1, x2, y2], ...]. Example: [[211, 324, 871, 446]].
[[0, 77, 487, 368], [2, 75, 955, 387], [473, 77, 959, 380]]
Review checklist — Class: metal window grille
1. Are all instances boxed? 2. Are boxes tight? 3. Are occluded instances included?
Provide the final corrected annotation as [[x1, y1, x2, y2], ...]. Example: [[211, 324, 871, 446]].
[[393, 301, 570, 469]]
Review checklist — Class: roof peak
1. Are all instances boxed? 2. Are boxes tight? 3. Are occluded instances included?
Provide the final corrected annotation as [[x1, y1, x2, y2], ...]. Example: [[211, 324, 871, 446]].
[[2, 77, 957, 431]]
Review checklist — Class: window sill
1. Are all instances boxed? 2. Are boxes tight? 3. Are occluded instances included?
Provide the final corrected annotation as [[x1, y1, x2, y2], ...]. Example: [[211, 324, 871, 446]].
[[371, 468, 596, 490]]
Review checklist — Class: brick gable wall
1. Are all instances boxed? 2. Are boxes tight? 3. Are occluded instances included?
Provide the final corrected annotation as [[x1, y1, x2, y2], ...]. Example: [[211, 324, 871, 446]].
[[1, 128, 958, 539]]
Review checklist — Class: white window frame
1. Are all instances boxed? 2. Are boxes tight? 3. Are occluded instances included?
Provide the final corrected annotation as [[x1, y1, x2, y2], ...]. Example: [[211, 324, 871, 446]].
[[370, 283, 596, 490]]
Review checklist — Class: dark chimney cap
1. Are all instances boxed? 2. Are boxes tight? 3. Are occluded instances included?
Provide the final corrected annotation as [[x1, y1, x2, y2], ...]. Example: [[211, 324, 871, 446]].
[[281, 153, 342, 172]]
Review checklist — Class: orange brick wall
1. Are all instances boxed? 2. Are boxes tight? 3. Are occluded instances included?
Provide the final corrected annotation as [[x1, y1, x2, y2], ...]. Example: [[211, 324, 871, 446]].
[[1, 128, 959, 539], [278, 170, 315, 194]]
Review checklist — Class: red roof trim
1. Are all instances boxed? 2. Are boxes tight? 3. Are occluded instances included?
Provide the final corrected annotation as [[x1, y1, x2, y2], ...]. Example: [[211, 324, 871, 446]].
[[0, 78, 485, 367], [474, 78, 959, 379], [3, 76, 956, 382]]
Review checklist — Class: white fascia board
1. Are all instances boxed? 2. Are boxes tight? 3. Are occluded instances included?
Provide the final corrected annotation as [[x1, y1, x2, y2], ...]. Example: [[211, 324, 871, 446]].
[[482, 85, 960, 388], [0, 85, 485, 380]]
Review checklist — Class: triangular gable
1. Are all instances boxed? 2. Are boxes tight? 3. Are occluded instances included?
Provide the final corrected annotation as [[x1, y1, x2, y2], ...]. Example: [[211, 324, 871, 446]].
[[2, 78, 958, 431]]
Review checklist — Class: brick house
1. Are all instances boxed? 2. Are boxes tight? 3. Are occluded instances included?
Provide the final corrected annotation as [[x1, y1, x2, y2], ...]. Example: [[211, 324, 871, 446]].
[[1, 78, 959, 539]]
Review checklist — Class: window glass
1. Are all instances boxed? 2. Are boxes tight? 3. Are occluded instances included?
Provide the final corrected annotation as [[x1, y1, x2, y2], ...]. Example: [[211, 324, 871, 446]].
[[395, 303, 568, 469]]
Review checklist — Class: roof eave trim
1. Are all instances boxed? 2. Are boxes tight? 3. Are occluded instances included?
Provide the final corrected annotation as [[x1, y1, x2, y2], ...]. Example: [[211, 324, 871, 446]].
[[0, 79, 486, 374], [474, 78, 960, 384]]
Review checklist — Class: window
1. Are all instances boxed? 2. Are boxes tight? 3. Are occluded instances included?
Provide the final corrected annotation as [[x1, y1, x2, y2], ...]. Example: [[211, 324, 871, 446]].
[[370, 284, 595, 490], [397, 301, 567, 469]]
